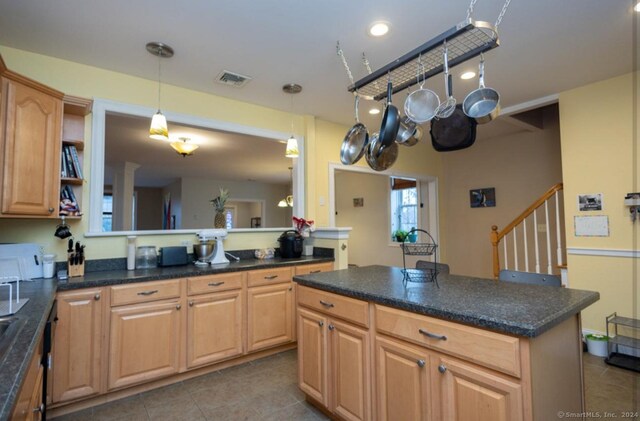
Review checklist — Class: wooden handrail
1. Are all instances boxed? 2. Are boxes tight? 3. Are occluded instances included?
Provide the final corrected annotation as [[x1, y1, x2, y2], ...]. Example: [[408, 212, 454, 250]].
[[491, 182, 563, 278]]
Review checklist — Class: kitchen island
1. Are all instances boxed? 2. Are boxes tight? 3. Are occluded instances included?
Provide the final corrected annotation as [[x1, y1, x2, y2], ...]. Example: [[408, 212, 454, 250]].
[[293, 265, 599, 421]]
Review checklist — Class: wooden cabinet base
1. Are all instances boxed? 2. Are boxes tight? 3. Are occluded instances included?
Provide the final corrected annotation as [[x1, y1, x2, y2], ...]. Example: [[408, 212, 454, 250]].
[[48, 342, 296, 418]]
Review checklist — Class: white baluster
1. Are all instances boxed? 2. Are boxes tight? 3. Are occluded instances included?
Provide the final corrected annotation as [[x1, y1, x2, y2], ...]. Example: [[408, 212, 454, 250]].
[[533, 209, 541, 273], [523, 219, 529, 272], [513, 226, 519, 271], [545, 200, 552, 274], [503, 234, 509, 270], [555, 191, 563, 266]]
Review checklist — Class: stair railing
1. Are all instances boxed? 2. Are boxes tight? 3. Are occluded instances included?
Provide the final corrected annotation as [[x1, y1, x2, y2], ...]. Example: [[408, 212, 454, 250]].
[[490, 183, 564, 279]]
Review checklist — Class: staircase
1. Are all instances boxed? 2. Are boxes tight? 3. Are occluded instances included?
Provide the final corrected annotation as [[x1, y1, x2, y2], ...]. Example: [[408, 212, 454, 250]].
[[490, 183, 567, 283]]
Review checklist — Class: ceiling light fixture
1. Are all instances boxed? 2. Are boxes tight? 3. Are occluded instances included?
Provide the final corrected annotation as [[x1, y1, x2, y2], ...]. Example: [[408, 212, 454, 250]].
[[283, 83, 302, 158], [369, 108, 380, 115], [278, 167, 294, 207], [170, 137, 198, 157], [635, 2, 640, 12], [146, 42, 174, 141], [460, 71, 476, 80], [368, 21, 390, 37]]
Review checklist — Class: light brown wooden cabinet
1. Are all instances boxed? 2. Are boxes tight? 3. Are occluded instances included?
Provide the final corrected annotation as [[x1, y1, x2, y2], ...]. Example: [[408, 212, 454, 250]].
[[52, 289, 103, 403], [12, 337, 44, 420], [108, 299, 182, 390], [297, 295, 372, 421], [294, 262, 334, 276], [186, 289, 243, 368], [247, 282, 294, 352], [0, 73, 62, 217]]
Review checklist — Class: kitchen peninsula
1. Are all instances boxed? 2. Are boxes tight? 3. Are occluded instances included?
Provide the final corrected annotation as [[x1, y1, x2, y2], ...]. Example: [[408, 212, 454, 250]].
[[293, 265, 599, 421]]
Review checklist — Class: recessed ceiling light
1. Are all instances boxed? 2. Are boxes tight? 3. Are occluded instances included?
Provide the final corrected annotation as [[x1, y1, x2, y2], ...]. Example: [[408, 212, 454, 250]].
[[635, 2, 640, 12], [460, 71, 476, 80], [369, 108, 380, 115], [368, 21, 390, 37]]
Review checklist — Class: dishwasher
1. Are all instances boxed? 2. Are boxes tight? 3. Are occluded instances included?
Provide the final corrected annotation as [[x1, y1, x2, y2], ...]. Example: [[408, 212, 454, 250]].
[[41, 300, 57, 420]]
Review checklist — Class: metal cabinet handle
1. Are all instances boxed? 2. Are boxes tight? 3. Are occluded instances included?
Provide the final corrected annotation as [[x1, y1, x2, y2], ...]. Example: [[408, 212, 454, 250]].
[[310, 270, 322, 273], [176, 304, 181, 310], [418, 328, 447, 341], [319, 300, 334, 308], [94, 293, 101, 301], [137, 290, 159, 296], [318, 321, 324, 327], [208, 281, 225, 287], [438, 364, 447, 374], [189, 301, 194, 307], [48, 207, 54, 213], [33, 403, 44, 413], [328, 324, 335, 331], [264, 275, 279, 280], [417, 359, 426, 368]]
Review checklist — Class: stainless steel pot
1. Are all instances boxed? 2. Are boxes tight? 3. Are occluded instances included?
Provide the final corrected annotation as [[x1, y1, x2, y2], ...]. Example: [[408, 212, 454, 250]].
[[462, 55, 500, 124]]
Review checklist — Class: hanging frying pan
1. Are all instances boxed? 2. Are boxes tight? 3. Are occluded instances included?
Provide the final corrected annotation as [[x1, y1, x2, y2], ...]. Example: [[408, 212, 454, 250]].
[[462, 54, 500, 124], [378, 79, 400, 149], [365, 132, 398, 171], [340, 94, 369, 165], [430, 105, 477, 152]]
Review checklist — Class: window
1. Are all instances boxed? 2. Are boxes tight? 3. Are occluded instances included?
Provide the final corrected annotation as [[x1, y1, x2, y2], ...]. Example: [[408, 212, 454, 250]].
[[102, 194, 113, 232], [390, 177, 418, 241]]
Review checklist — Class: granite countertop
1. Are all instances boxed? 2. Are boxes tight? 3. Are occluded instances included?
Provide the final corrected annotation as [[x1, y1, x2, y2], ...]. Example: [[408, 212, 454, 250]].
[[0, 279, 57, 421], [293, 265, 599, 337], [58, 256, 333, 291], [0, 255, 332, 418]]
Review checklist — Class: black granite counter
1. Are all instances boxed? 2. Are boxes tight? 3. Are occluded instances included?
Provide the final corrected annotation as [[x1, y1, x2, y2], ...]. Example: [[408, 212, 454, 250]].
[[293, 265, 599, 337], [58, 256, 333, 291], [0, 279, 56, 421]]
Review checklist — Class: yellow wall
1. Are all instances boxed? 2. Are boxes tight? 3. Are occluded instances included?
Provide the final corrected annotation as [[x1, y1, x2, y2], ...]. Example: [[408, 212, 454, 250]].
[[0, 45, 443, 262], [559, 72, 639, 331]]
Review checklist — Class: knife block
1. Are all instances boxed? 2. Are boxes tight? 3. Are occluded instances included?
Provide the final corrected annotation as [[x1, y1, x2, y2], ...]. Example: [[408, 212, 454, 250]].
[[67, 253, 85, 278]]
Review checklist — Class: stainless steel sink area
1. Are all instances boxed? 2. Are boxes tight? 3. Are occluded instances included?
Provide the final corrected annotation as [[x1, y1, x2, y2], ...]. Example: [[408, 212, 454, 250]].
[[0, 316, 25, 363]]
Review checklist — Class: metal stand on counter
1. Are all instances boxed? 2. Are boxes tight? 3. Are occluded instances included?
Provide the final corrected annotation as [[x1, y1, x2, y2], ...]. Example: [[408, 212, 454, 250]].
[[401, 228, 439, 287], [605, 313, 640, 373]]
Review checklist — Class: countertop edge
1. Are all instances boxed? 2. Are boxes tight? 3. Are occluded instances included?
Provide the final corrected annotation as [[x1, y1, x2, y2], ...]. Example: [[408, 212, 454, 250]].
[[292, 277, 600, 338]]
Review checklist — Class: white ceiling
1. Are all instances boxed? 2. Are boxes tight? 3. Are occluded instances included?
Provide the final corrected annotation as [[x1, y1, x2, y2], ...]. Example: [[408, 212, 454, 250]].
[[0, 0, 634, 132], [105, 113, 290, 187]]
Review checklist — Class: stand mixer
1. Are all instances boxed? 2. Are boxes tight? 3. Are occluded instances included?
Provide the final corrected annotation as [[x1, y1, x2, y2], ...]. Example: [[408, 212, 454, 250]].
[[195, 229, 229, 265]]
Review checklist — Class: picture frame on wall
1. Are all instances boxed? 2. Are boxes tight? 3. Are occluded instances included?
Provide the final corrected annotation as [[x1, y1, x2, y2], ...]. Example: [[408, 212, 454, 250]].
[[250, 217, 261, 228], [470, 188, 496, 208], [577, 193, 603, 211]]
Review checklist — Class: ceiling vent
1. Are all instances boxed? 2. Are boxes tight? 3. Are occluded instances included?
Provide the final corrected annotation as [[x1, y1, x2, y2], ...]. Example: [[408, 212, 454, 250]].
[[215, 70, 252, 88]]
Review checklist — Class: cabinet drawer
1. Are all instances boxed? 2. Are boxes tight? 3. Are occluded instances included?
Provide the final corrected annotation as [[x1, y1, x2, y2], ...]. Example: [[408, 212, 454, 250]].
[[375, 305, 521, 377], [110, 279, 181, 306], [187, 272, 244, 296], [247, 267, 292, 287], [295, 262, 334, 276], [298, 286, 369, 328]]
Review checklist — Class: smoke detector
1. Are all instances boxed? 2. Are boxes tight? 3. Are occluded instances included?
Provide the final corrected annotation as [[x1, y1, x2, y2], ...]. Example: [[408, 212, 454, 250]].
[[215, 70, 252, 88]]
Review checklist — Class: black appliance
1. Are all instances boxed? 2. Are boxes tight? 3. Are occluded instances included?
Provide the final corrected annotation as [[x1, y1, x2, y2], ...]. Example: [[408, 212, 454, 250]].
[[278, 230, 303, 258], [158, 246, 188, 267], [41, 300, 57, 421]]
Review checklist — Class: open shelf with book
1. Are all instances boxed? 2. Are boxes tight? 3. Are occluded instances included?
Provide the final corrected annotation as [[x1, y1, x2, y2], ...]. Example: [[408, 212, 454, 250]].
[[59, 95, 92, 218]]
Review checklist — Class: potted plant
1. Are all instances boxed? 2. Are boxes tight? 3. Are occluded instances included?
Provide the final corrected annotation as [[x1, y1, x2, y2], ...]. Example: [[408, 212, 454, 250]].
[[210, 188, 229, 228], [393, 230, 409, 242], [407, 228, 418, 243]]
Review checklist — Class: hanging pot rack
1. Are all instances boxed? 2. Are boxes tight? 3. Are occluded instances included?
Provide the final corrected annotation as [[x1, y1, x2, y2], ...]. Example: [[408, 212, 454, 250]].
[[347, 19, 500, 101]]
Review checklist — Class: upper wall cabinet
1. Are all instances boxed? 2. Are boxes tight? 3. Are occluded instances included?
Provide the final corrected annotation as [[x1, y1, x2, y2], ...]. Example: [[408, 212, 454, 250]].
[[0, 55, 91, 218]]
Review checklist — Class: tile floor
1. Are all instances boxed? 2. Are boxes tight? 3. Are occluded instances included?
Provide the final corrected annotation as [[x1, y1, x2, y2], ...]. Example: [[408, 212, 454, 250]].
[[52, 350, 638, 421]]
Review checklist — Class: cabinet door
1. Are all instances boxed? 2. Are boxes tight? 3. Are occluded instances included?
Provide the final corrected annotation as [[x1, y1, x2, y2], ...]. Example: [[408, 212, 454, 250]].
[[434, 356, 523, 421], [187, 290, 243, 368], [376, 336, 431, 421], [0, 77, 61, 216], [329, 319, 371, 421], [27, 365, 44, 421], [246, 283, 293, 352], [297, 307, 328, 406], [108, 300, 182, 390], [53, 289, 103, 403]]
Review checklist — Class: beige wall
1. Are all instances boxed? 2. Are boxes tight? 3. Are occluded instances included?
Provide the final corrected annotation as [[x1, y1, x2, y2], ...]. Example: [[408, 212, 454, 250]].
[[441, 107, 563, 278], [559, 72, 639, 331]]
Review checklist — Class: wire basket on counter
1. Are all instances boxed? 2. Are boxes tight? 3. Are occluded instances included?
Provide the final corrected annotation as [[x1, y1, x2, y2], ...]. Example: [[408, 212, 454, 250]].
[[400, 228, 439, 287]]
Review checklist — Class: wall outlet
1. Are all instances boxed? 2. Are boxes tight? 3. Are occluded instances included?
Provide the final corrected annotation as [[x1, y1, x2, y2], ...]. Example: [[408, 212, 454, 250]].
[[319, 196, 326, 206], [180, 240, 191, 247], [537, 224, 547, 233]]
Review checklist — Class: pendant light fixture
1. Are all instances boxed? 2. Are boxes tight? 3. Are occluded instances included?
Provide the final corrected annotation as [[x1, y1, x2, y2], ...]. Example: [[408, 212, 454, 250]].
[[282, 83, 301, 158], [146, 42, 174, 141], [278, 167, 294, 207], [170, 137, 199, 157]]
